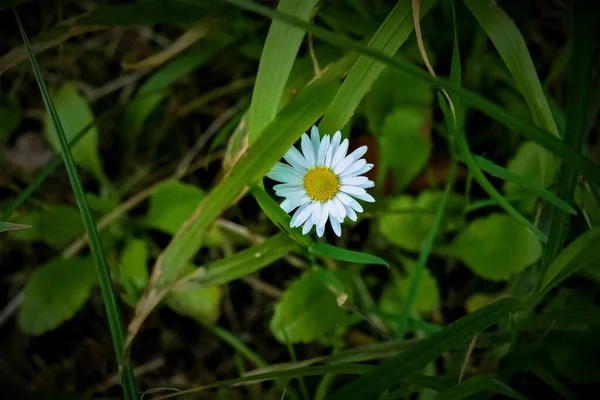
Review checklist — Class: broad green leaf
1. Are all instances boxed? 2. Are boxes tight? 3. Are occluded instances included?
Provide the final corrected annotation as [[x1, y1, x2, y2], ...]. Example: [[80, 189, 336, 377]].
[[155, 78, 339, 285], [0, 93, 21, 141], [0, 221, 30, 233], [222, 0, 600, 187], [18, 257, 96, 335], [364, 67, 433, 134], [380, 108, 431, 191], [447, 213, 542, 281], [309, 242, 388, 267], [435, 376, 522, 400], [166, 284, 222, 324], [538, 229, 600, 297], [145, 180, 221, 246], [380, 262, 439, 319], [10, 205, 83, 249], [122, 92, 165, 145], [501, 141, 560, 210], [120, 238, 149, 291], [379, 191, 464, 252], [248, 0, 318, 142], [183, 233, 297, 288], [463, 0, 557, 136], [329, 297, 522, 399], [44, 82, 104, 181], [465, 293, 496, 313], [270, 269, 347, 343], [319, 0, 434, 133]]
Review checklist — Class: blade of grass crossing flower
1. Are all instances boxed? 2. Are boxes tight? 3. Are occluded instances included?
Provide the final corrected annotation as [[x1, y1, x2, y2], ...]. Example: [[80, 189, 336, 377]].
[[463, 0, 558, 136], [248, 0, 318, 143], [308, 242, 389, 267], [222, 0, 600, 187], [328, 297, 522, 400], [319, 0, 435, 133], [13, 11, 136, 399], [473, 155, 577, 215], [395, 162, 457, 337], [540, 0, 597, 275]]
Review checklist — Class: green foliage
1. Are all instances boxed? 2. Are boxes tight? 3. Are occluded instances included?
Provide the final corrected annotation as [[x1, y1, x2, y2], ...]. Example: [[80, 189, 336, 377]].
[[447, 213, 543, 281], [18, 257, 96, 335], [120, 238, 149, 292], [43, 82, 104, 182], [270, 269, 347, 344], [0, 93, 21, 141], [309, 242, 388, 267], [379, 191, 464, 251], [10, 206, 83, 248], [166, 284, 222, 324]]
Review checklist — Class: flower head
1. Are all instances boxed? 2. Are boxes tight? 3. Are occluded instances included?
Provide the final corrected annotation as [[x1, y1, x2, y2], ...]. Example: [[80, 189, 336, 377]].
[[267, 125, 375, 237]]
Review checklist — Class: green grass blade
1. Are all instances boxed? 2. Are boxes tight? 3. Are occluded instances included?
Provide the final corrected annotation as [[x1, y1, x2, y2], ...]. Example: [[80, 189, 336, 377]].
[[222, 0, 600, 186], [155, 78, 339, 286], [13, 10, 136, 399], [0, 221, 30, 233], [318, 0, 435, 133], [248, 0, 318, 142], [435, 376, 525, 400], [395, 162, 457, 337], [540, 0, 596, 274], [463, 0, 558, 136], [473, 155, 577, 215], [308, 242, 388, 267], [180, 233, 298, 288], [328, 297, 521, 400]]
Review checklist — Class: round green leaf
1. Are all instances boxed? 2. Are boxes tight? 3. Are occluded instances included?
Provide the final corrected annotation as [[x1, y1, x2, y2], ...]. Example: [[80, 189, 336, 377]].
[[449, 213, 543, 281], [18, 257, 96, 335], [166, 285, 222, 324], [10, 206, 84, 249]]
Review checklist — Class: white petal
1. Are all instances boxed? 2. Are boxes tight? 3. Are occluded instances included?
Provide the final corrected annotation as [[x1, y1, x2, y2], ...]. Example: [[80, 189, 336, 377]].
[[330, 138, 349, 169], [268, 162, 303, 183], [301, 134, 316, 168], [339, 159, 366, 177], [302, 220, 314, 235], [283, 146, 308, 171], [325, 131, 341, 167], [317, 135, 330, 166], [317, 223, 325, 237], [274, 183, 303, 192], [290, 203, 313, 228], [280, 195, 309, 213], [335, 192, 353, 205], [311, 126, 321, 155], [348, 197, 364, 213], [345, 205, 357, 221], [277, 188, 307, 198], [341, 185, 367, 196], [344, 162, 374, 178], [319, 201, 331, 228], [330, 217, 342, 237], [334, 146, 367, 174], [341, 176, 369, 186], [331, 196, 346, 219], [311, 202, 322, 224], [352, 192, 376, 203]]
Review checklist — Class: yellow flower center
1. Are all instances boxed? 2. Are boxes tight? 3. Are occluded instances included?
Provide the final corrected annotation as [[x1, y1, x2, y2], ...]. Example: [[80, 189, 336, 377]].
[[303, 166, 340, 202]]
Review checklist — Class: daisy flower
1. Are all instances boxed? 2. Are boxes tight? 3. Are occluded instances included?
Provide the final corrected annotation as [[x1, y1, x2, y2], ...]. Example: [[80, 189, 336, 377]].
[[267, 125, 375, 237]]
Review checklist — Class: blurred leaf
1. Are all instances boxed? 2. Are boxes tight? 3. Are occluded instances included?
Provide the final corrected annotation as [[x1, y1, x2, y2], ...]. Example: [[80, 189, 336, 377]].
[[380, 260, 439, 320], [309, 242, 388, 267], [183, 233, 297, 288], [145, 180, 221, 246], [18, 257, 96, 335], [85, 192, 119, 215], [463, 0, 557, 137], [312, 266, 348, 301], [248, 0, 318, 142], [380, 108, 431, 191], [122, 92, 165, 146], [270, 269, 347, 343], [120, 238, 148, 291], [0, 221, 30, 233], [0, 93, 21, 141], [435, 376, 523, 400], [549, 343, 600, 385], [319, 0, 434, 133], [154, 78, 339, 286], [329, 297, 522, 399], [43, 82, 104, 181], [448, 213, 542, 281], [10, 206, 84, 249], [364, 67, 433, 134], [465, 293, 496, 313], [166, 284, 222, 324], [379, 191, 464, 252], [502, 141, 559, 210]]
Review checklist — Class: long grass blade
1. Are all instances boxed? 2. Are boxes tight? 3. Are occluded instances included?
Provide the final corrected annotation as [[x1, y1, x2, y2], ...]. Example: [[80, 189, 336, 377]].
[[221, 0, 600, 187], [13, 10, 136, 399]]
